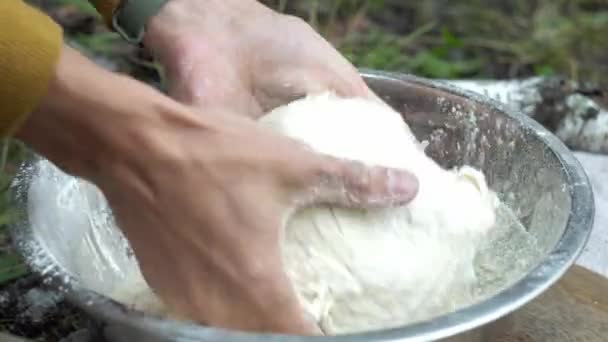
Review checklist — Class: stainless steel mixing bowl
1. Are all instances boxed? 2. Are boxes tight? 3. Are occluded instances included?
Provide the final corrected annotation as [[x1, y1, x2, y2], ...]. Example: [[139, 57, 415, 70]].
[[11, 71, 594, 342]]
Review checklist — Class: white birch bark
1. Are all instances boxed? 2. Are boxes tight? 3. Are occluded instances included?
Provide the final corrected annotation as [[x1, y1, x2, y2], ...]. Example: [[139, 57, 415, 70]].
[[444, 78, 608, 154]]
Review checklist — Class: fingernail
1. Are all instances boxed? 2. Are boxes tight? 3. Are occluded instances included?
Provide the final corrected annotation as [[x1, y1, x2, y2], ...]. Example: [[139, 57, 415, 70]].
[[388, 169, 419, 204]]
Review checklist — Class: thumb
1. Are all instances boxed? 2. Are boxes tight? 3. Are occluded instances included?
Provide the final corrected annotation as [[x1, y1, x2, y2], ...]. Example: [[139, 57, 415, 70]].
[[307, 156, 419, 208]]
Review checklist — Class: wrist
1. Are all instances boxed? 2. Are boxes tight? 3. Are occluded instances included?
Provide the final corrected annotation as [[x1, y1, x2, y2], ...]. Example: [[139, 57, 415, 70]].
[[16, 46, 180, 180]]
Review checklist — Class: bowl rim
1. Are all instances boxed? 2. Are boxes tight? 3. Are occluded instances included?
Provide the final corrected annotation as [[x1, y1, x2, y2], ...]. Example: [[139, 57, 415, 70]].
[[12, 70, 595, 342]]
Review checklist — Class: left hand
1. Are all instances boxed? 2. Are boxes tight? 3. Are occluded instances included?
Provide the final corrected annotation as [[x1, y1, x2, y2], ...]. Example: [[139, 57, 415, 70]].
[[143, 0, 376, 117]]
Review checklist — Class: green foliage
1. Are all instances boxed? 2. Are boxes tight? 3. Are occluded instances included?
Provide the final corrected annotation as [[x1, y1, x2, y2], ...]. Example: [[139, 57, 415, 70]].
[[72, 32, 122, 55], [52, 0, 97, 15], [341, 24, 483, 78], [0, 253, 27, 285], [0, 140, 30, 285], [266, 0, 608, 81], [44, 0, 608, 81]]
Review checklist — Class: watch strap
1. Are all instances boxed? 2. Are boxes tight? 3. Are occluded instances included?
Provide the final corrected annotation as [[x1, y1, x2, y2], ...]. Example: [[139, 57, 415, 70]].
[[112, 0, 169, 44]]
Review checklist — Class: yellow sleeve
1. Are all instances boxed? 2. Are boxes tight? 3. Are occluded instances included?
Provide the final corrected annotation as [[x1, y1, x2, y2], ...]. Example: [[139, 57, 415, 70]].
[[90, 0, 122, 28], [0, 1, 63, 137]]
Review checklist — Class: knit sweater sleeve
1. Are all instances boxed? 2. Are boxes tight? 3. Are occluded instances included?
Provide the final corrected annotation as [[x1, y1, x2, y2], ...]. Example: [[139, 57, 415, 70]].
[[0, 1, 63, 137], [0, 1, 123, 138]]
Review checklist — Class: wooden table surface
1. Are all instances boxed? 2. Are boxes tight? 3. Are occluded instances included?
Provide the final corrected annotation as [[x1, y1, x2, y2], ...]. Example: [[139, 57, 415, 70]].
[[495, 265, 608, 341], [494, 153, 608, 341]]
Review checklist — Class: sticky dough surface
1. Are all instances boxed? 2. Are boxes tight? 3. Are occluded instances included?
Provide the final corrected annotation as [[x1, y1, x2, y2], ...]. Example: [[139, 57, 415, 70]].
[[258, 94, 498, 334], [101, 94, 498, 334]]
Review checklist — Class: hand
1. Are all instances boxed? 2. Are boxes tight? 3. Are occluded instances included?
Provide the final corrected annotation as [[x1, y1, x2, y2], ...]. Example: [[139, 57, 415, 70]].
[[144, 0, 376, 117], [99, 106, 418, 335], [19, 46, 418, 335]]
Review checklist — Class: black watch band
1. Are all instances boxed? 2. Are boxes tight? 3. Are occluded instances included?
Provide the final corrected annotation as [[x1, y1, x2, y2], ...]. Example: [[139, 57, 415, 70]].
[[112, 0, 170, 45]]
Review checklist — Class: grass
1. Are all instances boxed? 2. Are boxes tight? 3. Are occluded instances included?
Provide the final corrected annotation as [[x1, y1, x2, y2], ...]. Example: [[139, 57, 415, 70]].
[[30, 0, 608, 82], [0, 139, 30, 285], [0, 253, 27, 284], [268, 0, 608, 82]]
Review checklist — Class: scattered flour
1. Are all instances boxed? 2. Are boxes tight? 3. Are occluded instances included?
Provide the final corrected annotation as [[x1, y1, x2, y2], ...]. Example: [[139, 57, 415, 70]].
[[256, 94, 498, 333]]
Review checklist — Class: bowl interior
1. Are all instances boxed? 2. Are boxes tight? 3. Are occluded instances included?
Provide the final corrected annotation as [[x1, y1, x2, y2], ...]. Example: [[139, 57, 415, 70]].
[[367, 74, 571, 255]]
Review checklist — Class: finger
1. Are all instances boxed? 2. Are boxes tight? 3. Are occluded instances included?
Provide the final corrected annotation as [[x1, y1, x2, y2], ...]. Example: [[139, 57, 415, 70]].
[[294, 65, 385, 109], [296, 26, 376, 100], [324, 67, 375, 100], [259, 64, 372, 111], [304, 155, 419, 208], [205, 215, 323, 335], [297, 68, 371, 100]]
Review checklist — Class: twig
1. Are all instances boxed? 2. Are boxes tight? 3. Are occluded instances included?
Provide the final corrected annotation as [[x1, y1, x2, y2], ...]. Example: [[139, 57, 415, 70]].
[[278, 0, 287, 13], [308, 0, 319, 29], [398, 21, 436, 48]]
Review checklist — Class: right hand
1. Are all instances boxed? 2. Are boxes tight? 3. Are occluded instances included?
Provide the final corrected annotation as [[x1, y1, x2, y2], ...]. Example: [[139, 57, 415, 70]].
[[95, 102, 418, 334], [19, 46, 419, 335]]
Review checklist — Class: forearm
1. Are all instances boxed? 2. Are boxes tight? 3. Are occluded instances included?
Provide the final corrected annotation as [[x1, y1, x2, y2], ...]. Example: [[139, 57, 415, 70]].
[[16, 45, 178, 180]]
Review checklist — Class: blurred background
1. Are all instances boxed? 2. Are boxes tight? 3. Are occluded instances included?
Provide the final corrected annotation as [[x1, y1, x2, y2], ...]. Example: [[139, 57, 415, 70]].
[[268, 0, 608, 82], [1, 0, 607, 340], [28, 0, 608, 81]]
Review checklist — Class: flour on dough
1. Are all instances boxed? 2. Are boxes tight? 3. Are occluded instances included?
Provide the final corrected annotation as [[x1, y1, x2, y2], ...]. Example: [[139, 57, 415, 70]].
[[105, 93, 498, 335], [258, 93, 498, 334]]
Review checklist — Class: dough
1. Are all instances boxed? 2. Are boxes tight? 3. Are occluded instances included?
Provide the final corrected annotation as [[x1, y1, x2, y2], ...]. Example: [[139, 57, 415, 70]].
[[258, 93, 498, 334]]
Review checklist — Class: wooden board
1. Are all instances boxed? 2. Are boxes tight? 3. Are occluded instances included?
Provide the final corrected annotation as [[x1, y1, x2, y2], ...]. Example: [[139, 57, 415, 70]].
[[495, 265, 608, 341]]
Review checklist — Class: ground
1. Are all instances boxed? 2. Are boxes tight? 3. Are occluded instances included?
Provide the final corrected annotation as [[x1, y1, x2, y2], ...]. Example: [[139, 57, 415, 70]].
[[1, 1, 607, 341]]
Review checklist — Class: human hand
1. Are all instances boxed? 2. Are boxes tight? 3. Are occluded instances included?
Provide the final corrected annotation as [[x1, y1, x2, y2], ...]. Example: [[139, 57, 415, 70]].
[[144, 0, 375, 117], [19, 46, 418, 335], [99, 106, 418, 335]]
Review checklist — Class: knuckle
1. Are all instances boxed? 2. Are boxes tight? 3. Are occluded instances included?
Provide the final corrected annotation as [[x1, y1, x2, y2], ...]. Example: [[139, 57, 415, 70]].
[[309, 154, 343, 186], [285, 147, 328, 186], [370, 166, 391, 194], [345, 161, 373, 194], [297, 155, 346, 204], [304, 157, 395, 207]]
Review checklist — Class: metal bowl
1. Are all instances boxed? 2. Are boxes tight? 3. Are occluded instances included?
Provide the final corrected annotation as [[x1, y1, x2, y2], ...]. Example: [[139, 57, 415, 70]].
[[11, 71, 594, 342]]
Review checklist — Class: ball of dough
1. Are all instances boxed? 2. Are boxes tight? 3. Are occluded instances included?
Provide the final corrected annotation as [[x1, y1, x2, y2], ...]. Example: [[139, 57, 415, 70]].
[[259, 93, 498, 334]]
